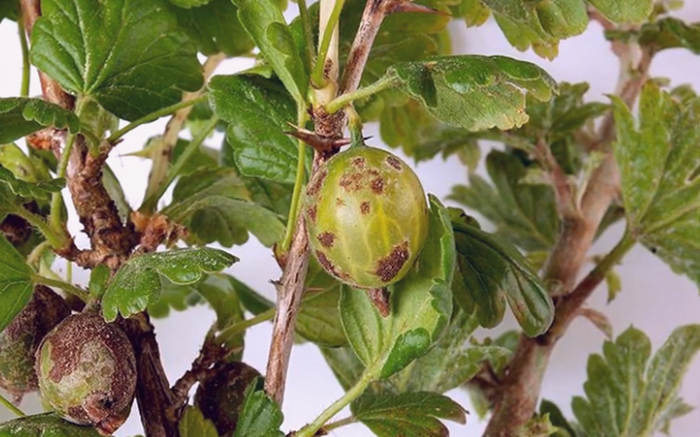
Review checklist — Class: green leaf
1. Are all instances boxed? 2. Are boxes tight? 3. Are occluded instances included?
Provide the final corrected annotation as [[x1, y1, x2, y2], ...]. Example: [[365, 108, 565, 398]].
[[0, 165, 64, 201], [195, 274, 244, 331], [340, 195, 454, 379], [587, 0, 653, 24], [572, 325, 700, 437], [233, 0, 307, 102], [516, 414, 558, 437], [449, 150, 559, 252], [638, 17, 700, 54], [612, 83, 700, 290], [210, 74, 299, 184], [179, 406, 219, 437], [0, 0, 20, 24], [89, 264, 111, 298], [232, 380, 285, 437], [540, 399, 579, 437], [146, 278, 205, 319], [351, 391, 467, 437], [605, 269, 622, 303], [320, 346, 366, 392], [163, 167, 285, 247], [478, 0, 589, 59], [452, 0, 491, 27], [169, 0, 212, 7], [0, 97, 80, 144], [390, 308, 512, 394], [102, 247, 237, 321], [390, 55, 557, 132], [0, 413, 111, 437], [172, 0, 254, 57], [30, 0, 203, 121], [295, 259, 347, 347], [451, 209, 555, 336], [0, 236, 34, 333]]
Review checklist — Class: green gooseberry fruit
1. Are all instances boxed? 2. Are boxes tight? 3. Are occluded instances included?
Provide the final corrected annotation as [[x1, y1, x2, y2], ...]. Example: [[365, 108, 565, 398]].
[[303, 145, 429, 289], [35, 312, 137, 435], [194, 361, 261, 437], [0, 285, 70, 404]]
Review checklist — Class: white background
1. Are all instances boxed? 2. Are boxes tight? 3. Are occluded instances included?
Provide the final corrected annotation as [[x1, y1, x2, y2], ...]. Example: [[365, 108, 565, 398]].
[[1, 2, 700, 436]]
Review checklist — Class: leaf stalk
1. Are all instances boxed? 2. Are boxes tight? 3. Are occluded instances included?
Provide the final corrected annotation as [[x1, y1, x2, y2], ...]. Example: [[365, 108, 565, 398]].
[[326, 73, 400, 114], [0, 392, 25, 417], [17, 20, 30, 98]]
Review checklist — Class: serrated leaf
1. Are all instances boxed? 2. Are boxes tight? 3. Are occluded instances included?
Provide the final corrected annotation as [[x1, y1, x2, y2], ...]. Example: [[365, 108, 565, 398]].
[[451, 210, 554, 337], [612, 83, 700, 290], [0, 236, 34, 333], [390, 309, 512, 394], [102, 247, 237, 321], [340, 196, 454, 379], [390, 55, 557, 132], [232, 380, 285, 437], [572, 325, 700, 437], [30, 0, 203, 121], [351, 391, 467, 437], [449, 150, 559, 252], [587, 0, 653, 24], [173, 0, 254, 57], [210, 74, 298, 183], [233, 0, 307, 102], [639, 17, 700, 54], [0, 165, 64, 201], [452, 0, 491, 27], [0, 413, 110, 437], [163, 167, 285, 247], [179, 406, 219, 437], [0, 97, 80, 144], [480, 0, 588, 59]]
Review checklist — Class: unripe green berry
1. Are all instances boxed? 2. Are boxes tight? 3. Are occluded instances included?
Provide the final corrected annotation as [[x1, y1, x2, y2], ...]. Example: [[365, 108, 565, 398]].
[[35, 312, 136, 435], [304, 146, 428, 289]]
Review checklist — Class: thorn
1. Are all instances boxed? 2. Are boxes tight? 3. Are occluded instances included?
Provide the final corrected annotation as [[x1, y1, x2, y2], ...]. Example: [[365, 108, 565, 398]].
[[285, 125, 352, 154], [385, 0, 450, 16]]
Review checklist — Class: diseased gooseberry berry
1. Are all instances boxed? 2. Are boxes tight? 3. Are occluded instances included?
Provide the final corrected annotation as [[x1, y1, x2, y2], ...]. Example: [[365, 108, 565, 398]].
[[35, 312, 137, 435], [303, 145, 429, 289], [195, 361, 261, 437], [0, 285, 70, 404]]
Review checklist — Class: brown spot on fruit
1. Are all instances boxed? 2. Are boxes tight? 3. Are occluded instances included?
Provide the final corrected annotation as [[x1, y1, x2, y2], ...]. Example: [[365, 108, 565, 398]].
[[352, 157, 366, 168], [317, 232, 335, 248], [306, 170, 327, 197], [316, 250, 337, 276], [375, 241, 410, 283], [339, 172, 364, 192], [386, 156, 403, 171], [371, 177, 384, 194], [360, 202, 371, 214], [306, 205, 317, 223], [336, 197, 345, 207]]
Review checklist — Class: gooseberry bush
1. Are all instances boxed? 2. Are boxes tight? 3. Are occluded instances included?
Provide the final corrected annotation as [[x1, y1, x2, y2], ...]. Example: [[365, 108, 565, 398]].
[[0, 0, 699, 436]]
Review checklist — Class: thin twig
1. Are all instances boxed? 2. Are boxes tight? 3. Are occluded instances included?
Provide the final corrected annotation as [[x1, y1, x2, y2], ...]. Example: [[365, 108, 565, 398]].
[[534, 137, 578, 220]]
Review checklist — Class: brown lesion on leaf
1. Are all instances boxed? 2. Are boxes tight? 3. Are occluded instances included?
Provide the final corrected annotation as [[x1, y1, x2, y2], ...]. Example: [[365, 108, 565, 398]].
[[375, 241, 409, 283], [386, 155, 403, 171], [360, 202, 371, 214], [317, 232, 335, 248]]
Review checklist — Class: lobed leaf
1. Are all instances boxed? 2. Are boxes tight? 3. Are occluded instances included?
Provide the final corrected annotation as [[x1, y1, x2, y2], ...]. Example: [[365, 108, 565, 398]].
[[232, 380, 285, 437], [0, 165, 64, 201], [390, 55, 557, 132], [340, 195, 454, 379], [0, 236, 34, 333], [0, 97, 80, 144], [233, 0, 307, 102], [588, 0, 653, 24], [172, 0, 254, 57], [572, 325, 700, 437], [102, 247, 237, 321], [210, 75, 299, 184], [638, 17, 700, 54], [351, 391, 467, 437], [451, 213, 554, 337], [449, 150, 559, 252], [30, 0, 203, 121], [612, 83, 700, 290], [0, 413, 110, 437], [163, 167, 285, 248], [179, 406, 219, 437]]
